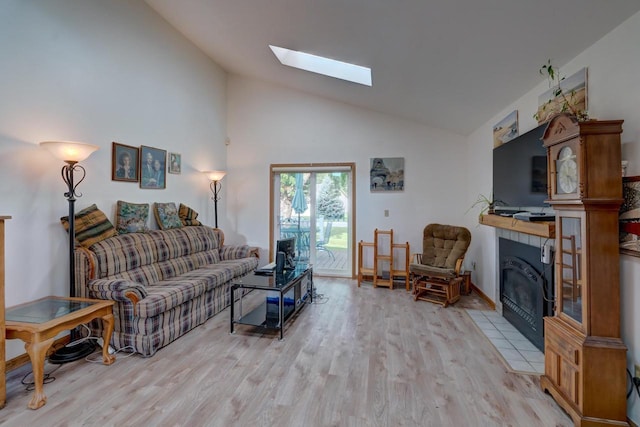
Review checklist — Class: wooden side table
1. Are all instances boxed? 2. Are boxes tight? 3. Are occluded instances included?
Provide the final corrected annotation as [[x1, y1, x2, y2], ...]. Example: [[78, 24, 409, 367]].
[[5, 296, 115, 409]]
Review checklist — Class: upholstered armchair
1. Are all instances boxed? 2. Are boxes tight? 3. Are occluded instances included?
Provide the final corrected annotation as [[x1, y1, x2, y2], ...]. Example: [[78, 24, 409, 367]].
[[410, 224, 471, 307]]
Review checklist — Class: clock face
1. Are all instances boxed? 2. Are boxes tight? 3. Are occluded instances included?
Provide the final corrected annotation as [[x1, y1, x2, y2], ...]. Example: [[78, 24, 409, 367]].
[[556, 146, 578, 194]]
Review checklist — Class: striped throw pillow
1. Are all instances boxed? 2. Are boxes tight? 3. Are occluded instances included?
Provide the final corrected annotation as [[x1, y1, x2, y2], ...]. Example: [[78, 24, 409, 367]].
[[178, 203, 202, 226], [60, 204, 118, 248]]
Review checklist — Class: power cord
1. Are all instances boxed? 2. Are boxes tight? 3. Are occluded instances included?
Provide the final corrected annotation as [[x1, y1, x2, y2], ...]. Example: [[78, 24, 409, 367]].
[[540, 237, 556, 305], [84, 337, 137, 363], [628, 368, 640, 399], [21, 363, 62, 391], [309, 287, 329, 304]]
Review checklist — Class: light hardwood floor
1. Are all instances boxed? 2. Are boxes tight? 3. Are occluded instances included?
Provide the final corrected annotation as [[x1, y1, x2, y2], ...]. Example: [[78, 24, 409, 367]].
[[1, 278, 571, 426]]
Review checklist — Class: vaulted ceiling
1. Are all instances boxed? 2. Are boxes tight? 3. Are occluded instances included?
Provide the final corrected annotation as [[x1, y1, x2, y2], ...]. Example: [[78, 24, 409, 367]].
[[146, 0, 640, 135]]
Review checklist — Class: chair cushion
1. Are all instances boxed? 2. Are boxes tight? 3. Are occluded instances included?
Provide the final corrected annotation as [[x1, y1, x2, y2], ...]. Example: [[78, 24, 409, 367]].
[[422, 224, 471, 269], [409, 263, 456, 279]]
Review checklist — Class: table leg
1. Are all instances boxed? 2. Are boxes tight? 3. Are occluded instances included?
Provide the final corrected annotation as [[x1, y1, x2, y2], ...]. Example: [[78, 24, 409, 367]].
[[230, 288, 235, 334], [101, 313, 116, 365], [24, 337, 55, 410], [279, 295, 284, 340]]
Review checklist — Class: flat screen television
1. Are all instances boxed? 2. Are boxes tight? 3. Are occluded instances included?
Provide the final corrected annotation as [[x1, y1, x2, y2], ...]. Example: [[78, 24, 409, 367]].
[[276, 237, 296, 271], [493, 122, 549, 210]]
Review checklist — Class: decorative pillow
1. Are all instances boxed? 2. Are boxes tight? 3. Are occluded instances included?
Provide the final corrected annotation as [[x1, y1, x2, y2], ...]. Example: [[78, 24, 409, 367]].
[[115, 201, 149, 234], [154, 202, 183, 230], [178, 203, 202, 226], [60, 204, 118, 248]]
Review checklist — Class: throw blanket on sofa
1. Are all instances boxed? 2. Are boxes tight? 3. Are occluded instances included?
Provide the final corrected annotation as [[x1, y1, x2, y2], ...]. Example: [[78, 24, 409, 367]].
[[75, 226, 258, 356]]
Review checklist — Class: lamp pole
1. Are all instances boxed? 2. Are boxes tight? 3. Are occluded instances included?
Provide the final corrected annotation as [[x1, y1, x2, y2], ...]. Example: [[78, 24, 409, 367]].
[[61, 161, 83, 297], [210, 180, 222, 229], [40, 141, 99, 364], [203, 171, 226, 229]]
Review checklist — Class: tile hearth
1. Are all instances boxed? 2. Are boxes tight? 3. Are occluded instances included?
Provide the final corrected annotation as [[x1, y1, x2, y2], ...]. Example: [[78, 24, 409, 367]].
[[466, 309, 544, 375]]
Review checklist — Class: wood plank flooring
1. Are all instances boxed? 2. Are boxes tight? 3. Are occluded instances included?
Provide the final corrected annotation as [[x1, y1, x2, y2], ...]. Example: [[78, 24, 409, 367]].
[[1, 278, 571, 426]]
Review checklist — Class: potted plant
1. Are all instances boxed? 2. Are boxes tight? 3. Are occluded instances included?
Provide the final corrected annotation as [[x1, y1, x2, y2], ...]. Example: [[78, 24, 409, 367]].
[[468, 193, 504, 218], [534, 59, 589, 123]]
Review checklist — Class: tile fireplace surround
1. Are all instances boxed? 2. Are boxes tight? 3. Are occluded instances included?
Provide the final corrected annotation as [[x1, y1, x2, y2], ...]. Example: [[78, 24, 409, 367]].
[[468, 225, 554, 375], [467, 309, 544, 374]]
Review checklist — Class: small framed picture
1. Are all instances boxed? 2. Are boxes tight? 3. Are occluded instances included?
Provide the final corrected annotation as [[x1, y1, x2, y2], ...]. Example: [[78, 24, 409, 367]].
[[168, 152, 181, 174], [370, 157, 404, 192], [111, 142, 139, 182], [140, 145, 166, 189]]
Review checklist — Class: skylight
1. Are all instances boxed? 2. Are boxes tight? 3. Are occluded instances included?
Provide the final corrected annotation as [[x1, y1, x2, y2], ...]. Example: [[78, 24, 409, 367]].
[[269, 45, 372, 87]]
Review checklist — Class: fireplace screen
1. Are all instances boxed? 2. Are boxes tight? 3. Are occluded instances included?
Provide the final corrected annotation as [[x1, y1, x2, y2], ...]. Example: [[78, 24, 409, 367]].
[[499, 238, 554, 351]]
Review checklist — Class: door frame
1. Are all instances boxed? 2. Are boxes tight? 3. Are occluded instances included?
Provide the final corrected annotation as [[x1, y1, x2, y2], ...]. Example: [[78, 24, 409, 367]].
[[269, 163, 356, 278]]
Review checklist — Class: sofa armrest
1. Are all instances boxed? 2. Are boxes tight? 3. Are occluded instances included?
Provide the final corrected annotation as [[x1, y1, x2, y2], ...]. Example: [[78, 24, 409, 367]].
[[87, 279, 148, 312], [219, 245, 254, 260], [74, 246, 98, 299]]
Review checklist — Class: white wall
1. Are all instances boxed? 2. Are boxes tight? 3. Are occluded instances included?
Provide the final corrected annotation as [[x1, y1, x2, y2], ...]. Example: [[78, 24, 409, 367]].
[[0, 0, 228, 359], [226, 77, 468, 260], [465, 11, 640, 423]]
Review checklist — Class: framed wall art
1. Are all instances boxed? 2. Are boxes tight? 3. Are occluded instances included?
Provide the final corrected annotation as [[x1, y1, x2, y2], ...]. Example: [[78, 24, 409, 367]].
[[370, 157, 404, 192], [168, 152, 181, 174], [536, 67, 588, 124], [140, 145, 166, 189], [493, 110, 518, 148], [112, 142, 139, 182], [620, 175, 640, 257]]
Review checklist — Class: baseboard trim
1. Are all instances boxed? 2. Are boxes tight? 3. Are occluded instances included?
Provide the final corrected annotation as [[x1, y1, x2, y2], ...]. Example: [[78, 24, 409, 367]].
[[5, 336, 70, 372], [470, 282, 495, 310]]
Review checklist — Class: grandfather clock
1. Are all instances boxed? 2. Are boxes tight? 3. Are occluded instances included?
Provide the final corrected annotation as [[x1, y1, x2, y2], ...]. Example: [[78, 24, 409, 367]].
[[540, 113, 628, 426]]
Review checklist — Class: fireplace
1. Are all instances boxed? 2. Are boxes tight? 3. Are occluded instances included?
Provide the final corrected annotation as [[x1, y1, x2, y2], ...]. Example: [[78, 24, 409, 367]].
[[499, 238, 554, 351]]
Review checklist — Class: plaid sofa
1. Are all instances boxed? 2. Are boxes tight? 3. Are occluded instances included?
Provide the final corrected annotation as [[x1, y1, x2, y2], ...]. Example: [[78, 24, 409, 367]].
[[74, 226, 259, 356]]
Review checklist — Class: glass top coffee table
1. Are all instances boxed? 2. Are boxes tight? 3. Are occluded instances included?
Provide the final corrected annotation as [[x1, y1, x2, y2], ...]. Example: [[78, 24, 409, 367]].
[[5, 296, 115, 409], [230, 264, 313, 340]]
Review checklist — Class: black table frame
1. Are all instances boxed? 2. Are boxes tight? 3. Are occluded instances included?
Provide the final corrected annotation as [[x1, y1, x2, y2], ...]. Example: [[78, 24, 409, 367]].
[[230, 265, 313, 340]]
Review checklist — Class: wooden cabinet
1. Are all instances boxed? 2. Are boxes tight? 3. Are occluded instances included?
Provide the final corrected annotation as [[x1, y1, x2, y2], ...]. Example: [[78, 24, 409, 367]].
[[540, 114, 628, 426], [0, 216, 10, 409]]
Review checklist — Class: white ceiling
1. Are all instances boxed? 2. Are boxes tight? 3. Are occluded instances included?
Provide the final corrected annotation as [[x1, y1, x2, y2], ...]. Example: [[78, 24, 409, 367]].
[[145, 0, 640, 135]]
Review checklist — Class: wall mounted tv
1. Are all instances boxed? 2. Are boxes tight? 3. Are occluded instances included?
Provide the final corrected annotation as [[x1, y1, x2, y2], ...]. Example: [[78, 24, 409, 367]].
[[493, 122, 549, 210]]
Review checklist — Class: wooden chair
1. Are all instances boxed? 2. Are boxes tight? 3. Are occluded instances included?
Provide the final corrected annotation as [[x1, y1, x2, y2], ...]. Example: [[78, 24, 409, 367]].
[[410, 224, 471, 307]]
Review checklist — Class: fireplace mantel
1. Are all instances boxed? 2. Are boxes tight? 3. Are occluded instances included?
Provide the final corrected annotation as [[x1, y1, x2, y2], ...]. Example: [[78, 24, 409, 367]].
[[479, 214, 555, 238]]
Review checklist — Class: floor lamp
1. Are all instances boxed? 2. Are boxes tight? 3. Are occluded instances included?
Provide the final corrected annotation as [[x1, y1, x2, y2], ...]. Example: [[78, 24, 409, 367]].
[[203, 171, 226, 229], [40, 141, 99, 363]]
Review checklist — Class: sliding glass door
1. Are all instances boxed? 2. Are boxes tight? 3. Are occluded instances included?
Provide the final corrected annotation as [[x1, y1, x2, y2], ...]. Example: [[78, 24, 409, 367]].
[[270, 164, 355, 277]]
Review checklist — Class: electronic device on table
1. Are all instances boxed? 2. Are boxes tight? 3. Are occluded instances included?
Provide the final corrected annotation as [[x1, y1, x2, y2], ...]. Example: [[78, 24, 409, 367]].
[[513, 211, 555, 222], [255, 262, 276, 275], [493, 123, 550, 211], [275, 237, 296, 272], [254, 237, 297, 275]]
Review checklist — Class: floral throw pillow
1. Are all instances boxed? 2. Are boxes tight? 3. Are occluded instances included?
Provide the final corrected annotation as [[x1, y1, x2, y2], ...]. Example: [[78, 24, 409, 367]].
[[115, 201, 149, 234], [178, 203, 202, 226], [154, 202, 183, 230]]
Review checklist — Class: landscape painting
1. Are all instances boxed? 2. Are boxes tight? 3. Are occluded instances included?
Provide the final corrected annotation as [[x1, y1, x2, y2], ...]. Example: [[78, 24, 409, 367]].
[[536, 67, 588, 124], [493, 110, 519, 148], [370, 157, 404, 192]]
